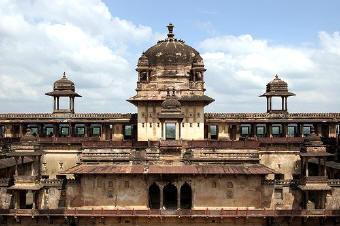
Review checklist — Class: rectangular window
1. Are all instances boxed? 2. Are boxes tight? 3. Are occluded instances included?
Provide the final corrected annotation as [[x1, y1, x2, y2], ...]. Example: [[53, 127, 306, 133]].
[[287, 125, 296, 137], [272, 126, 281, 136], [75, 126, 85, 137], [60, 127, 69, 137], [240, 126, 250, 137], [124, 125, 132, 140], [209, 125, 218, 139], [165, 123, 176, 140], [303, 126, 311, 136], [29, 127, 39, 136], [45, 127, 54, 137], [256, 126, 265, 137], [91, 127, 101, 137], [0, 125, 4, 137]]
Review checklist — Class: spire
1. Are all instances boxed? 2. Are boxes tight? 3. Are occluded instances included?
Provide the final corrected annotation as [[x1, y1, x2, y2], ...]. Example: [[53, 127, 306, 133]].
[[62, 71, 67, 79], [167, 23, 174, 39]]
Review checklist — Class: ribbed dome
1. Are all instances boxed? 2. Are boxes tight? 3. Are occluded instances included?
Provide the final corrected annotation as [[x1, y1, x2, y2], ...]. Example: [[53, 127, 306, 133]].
[[143, 23, 202, 67], [54, 72, 75, 91]]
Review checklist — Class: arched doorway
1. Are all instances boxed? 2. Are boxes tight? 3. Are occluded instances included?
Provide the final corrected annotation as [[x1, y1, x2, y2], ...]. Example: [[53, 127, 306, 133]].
[[148, 183, 160, 209], [180, 183, 192, 209], [163, 183, 177, 209]]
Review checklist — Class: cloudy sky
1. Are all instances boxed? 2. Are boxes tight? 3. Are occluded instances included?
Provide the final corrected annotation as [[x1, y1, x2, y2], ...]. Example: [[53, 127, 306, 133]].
[[1, 0, 340, 113]]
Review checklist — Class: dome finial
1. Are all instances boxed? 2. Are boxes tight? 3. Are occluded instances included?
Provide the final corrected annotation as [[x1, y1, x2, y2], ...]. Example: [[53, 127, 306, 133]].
[[275, 74, 279, 79], [63, 72, 67, 79], [167, 23, 174, 39]]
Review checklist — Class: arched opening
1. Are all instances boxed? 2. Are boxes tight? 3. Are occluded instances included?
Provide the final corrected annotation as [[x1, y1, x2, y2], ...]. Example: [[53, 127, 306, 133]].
[[148, 183, 160, 209], [180, 183, 192, 209], [163, 183, 177, 209]]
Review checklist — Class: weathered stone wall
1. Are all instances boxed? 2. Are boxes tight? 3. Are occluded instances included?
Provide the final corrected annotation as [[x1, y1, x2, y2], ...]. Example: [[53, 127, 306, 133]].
[[326, 187, 340, 209], [259, 148, 300, 179], [42, 150, 80, 179], [0, 187, 11, 209]]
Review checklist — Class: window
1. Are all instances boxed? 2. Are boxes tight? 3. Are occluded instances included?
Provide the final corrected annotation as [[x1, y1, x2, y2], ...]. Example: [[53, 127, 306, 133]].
[[274, 188, 283, 200], [45, 127, 54, 137], [209, 125, 218, 139], [226, 190, 233, 199], [240, 124, 250, 137], [75, 126, 85, 137], [91, 126, 101, 137], [303, 126, 311, 136], [165, 123, 176, 140], [0, 125, 4, 137], [29, 127, 39, 136], [287, 125, 297, 137], [124, 125, 132, 140], [59, 126, 69, 137], [272, 125, 281, 137], [256, 126, 266, 137]]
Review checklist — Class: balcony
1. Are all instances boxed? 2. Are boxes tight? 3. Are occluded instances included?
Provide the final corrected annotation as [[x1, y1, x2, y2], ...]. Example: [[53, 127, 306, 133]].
[[1, 208, 339, 218]]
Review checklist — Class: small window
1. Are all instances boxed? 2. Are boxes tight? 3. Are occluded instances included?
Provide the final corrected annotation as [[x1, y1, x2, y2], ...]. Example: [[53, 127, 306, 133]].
[[212, 181, 217, 188], [29, 127, 39, 137], [209, 125, 218, 139], [108, 181, 113, 188], [256, 126, 265, 137], [124, 125, 132, 140], [272, 125, 281, 136], [226, 190, 233, 199], [91, 127, 101, 137], [274, 188, 283, 200], [45, 127, 54, 137], [0, 125, 4, 137], [75, 126, 85, 137], [303, 126, 311, 136], [240, 126, 250, 137], [165, 123, 176, 140], [60, 126, 69, 137], [287, 125, 297, 137], [226, 181, 233, 188]]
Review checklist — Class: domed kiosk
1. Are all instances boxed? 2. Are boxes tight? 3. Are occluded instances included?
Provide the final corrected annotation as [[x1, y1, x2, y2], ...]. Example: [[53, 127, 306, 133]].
[[128, 23, 214, 141]]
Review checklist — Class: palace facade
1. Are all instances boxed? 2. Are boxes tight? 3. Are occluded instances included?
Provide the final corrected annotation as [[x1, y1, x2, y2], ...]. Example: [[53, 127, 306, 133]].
[[0, 24, 340, 226]]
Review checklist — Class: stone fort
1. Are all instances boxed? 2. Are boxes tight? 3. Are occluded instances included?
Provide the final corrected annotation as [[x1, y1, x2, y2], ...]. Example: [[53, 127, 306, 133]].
[[0, 24, 339, 226]]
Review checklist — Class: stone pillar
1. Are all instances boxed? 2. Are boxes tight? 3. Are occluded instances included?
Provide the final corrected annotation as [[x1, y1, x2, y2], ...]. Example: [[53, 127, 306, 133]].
[[235, 124, 240, 140], [329, 123, 337, 138], [14, 157, 18, 176], [160, 185, 164, 209], [282, 123, 288, 137], [177, 185, 180, 209], [32, 191, 36, 209], [267, 124, 272, 138], [14, 191, 19, 209], [306, 157, 309, 177], [323, 157, 327, 177]]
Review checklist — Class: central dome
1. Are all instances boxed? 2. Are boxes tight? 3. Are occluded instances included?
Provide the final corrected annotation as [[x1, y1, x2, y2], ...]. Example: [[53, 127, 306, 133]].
[[143, 23, 202, 67]]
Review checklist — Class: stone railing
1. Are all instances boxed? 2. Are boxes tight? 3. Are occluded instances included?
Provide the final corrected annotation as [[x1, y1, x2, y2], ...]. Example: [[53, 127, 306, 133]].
[[328, 179, 340, 186], [262, 179, 299, 186], [14, 175, 38, 184], [192, 152, 259, 161], [0, 113, 133, 119], [0, 178, 11, 186], [2, 208, 340, 218], [40, 179, 63, 187], [302, 176, 328, 185]]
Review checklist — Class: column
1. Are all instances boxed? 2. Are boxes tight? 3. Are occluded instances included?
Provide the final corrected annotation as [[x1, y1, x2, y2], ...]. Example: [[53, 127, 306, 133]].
[[56, 97, 60, 110], [323, 157, 327, 176], [14, 191, 19, 209], [177, 186, 180, 209], [267, 123, 272, 138], [69, 97, 72, 111], [14, 157, 18, 176], [53, 96, 56, 111], [284, 97, 288, 111], [31, 156, 35, 176], [306, 157, 309, 177], [32, 191, 36, 209], [281, 96, 284, 111], [160, 185, 164, 209], [19, 124, 23, 137], [235, 124, 240, 141], [283, 123, 288, 137]]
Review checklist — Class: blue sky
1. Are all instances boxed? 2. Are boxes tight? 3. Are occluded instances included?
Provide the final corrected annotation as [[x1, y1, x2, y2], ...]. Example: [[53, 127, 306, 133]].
[[1, 0, 340, 113], [105, 0, 340, 45]]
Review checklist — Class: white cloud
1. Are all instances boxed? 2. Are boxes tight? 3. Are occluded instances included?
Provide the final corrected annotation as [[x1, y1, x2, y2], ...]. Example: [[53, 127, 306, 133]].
[[200, 33, 340, 112], [0, 0, 340, 114], [0, 0, 155, 113]]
